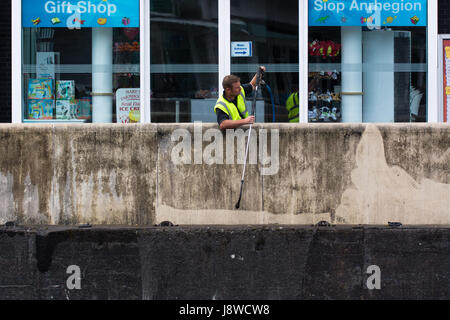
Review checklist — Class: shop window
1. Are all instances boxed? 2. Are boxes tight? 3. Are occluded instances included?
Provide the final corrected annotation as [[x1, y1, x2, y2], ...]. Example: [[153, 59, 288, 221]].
[[22, 0, 140, 123], [308, 0, 427, 123], [151, 0, 175, 14], [150, 0, 218, 123], [231, 0, 299, 123]]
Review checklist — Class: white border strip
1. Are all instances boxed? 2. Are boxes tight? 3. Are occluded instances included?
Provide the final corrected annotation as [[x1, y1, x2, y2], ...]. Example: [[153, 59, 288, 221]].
[[299, 0, 308, 123], [428, 0, 438, 122], [145, 0, 151, 123], [12, 0, 22, 123], [218, 0, 230, 93], [140, 0, 151, 123]]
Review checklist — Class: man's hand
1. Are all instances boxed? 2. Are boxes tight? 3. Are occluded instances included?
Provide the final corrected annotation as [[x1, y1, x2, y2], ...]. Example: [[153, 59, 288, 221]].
[[244, 115, 255, 125], [250, 66, 266, 89]]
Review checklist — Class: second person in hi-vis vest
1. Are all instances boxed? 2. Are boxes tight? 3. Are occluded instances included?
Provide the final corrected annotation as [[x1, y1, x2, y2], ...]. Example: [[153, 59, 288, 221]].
[[286, 92, 300, 123], [214, 66, 266, 130], [286, 78, 320, 123]]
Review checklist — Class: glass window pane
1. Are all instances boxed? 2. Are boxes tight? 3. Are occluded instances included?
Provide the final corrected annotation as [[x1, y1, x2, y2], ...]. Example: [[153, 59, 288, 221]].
[[308, 0, 427, 123], [22, 0, 140, 123], [150, 0, 218, 123], [231, 0, 299, 123]]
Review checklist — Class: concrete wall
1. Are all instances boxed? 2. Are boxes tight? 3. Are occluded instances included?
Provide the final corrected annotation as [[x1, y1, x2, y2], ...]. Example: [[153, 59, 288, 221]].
[[0, 123, 448, 226], [1, 225, 450, 300]]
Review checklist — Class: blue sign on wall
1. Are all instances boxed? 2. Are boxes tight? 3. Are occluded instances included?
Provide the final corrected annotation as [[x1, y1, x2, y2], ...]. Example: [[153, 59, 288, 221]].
[[23, 0, 139, 28], [309, 0, 427, 27], [231, 42, 252, 57]]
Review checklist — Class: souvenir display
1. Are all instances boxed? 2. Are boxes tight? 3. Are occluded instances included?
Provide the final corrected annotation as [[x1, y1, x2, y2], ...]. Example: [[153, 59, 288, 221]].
[[28, 79, 54, 99], [76, 98, 92, 120], [309, 40, 341, 59], [308, 71, 342, 122], [28, 99, 54, 120], [56, 80, 75, 100], [56, 100, 77, 120]]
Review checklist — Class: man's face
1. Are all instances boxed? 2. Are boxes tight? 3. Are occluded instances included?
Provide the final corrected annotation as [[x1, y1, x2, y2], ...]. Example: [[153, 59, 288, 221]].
[[226, 81, 241, 98]]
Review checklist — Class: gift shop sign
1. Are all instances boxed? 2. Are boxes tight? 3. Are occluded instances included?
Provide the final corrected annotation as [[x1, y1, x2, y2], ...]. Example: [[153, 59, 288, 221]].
[[116, 88, 140, 123], [309, 0, 427, 27], [22, 0, 139, 28]]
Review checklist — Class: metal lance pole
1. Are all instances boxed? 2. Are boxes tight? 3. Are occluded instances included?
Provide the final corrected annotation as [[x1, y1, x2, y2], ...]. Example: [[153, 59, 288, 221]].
[[235, 67, 263, 209]]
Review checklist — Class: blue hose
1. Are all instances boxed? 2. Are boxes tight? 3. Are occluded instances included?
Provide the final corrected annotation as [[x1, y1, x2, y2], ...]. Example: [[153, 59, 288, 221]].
[[264, 84, 276, 122]]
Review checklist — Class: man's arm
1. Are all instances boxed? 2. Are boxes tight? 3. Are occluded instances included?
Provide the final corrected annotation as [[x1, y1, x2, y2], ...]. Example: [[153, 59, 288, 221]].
[[249, 66, 266, 89], [219, 116, 255, 130], [217, 108, 255, 130]]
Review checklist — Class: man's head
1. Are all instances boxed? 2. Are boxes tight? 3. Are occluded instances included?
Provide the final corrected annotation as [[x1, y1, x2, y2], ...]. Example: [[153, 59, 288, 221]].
[[222, 75, 241, 98]]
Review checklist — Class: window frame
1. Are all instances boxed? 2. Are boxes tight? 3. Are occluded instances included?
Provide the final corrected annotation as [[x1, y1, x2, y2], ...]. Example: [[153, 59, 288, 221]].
[[11, 0, 439, 123]]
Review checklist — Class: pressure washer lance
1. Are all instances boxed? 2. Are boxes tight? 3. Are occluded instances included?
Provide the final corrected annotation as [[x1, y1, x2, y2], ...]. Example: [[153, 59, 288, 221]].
[[235, 67, 264, 209]]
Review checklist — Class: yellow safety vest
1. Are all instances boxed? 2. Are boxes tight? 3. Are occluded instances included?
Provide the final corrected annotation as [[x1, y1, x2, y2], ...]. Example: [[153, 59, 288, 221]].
[[214, 87, 249, 120], [286, 92, 299, 123]]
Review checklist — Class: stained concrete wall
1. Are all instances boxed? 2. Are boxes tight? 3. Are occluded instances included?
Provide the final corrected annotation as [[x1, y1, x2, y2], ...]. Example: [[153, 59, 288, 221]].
[[1, 225, 450, 300], [0, 123, 448, 226]]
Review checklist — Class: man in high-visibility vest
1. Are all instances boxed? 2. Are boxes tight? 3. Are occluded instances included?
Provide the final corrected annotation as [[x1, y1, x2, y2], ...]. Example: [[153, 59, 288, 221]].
[[286, 78, 319, 123], [214, 67, 265, 130], [286, 92, 299, 123]]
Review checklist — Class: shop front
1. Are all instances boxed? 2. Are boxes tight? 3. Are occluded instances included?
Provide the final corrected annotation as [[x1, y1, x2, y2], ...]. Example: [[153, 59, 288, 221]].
[[12, 0, 440, 124]]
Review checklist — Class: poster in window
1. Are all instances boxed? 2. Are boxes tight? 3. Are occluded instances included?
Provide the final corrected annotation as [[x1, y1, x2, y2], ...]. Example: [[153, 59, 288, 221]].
[[116, 88, 140, 123], [443, 40, 450, 123]]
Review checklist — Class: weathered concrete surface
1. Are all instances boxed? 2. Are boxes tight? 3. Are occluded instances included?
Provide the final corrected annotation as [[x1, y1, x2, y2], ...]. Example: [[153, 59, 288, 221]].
[[1, 225, 450, 300], [0, 124, 157, 226], [0, 123, 448, 225]]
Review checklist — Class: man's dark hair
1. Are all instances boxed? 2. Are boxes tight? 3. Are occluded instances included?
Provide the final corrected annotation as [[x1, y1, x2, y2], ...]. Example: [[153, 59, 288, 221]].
[[222, 75, 240, 90]]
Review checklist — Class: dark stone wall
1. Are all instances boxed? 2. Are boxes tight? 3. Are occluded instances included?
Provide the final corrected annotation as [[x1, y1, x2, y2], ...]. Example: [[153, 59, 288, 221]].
[[1, 225, 449, 300], [0, 0, 11, 123]]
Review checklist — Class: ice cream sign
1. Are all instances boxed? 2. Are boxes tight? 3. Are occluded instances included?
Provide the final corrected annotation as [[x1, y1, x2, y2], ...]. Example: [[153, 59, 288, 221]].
[[23, 0, 139, 28], [309, 0, 427, 27], [116, 88, 140, 123]]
